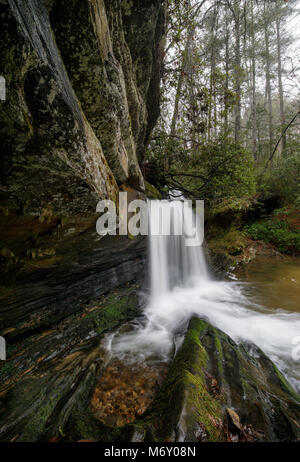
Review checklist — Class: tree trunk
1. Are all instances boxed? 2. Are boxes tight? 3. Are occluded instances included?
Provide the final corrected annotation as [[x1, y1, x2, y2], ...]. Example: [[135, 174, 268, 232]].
[[168, 20, 193, 168], [276, 13, 286, 154], [233, 0, 242, 143], [224, 10, 230, 132], [208, 4, 218, 141], [264, 1, 273, 157], [250, 0, 257, 160]]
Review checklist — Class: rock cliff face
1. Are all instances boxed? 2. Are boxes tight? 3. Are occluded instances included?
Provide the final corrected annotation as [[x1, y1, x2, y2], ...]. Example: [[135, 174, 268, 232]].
[[0, 0, 164, 217], [0, 3, 162, 441]]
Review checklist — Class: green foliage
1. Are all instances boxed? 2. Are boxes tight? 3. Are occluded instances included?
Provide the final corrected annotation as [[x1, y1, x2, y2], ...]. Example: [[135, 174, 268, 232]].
[[259, 152, 300, 206], [246, 207, 300, 253], [145, 181, 162, 200], [209, 228, 247, 257], [121, 0, 133, 16], [146, 133, 256, 202]]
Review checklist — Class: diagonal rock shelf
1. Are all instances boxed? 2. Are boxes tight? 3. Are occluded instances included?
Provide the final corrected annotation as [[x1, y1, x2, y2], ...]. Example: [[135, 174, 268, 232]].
[[0, 231, 147, 342], [0, 283, 142, 442], [0, 231, 147, 442]]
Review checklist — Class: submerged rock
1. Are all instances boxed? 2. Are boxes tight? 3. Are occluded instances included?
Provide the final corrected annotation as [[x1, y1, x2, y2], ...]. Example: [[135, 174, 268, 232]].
[[91, 360, 168, 428]]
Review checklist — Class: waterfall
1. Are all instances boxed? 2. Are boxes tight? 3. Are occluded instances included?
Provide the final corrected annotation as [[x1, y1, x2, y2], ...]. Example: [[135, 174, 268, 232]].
[[108, 200, 300, 391], [149, 200, 208, 298]]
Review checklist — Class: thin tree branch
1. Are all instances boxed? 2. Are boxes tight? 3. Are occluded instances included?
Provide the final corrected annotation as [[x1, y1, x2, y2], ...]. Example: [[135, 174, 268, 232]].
[[259, 108, 300, 179]]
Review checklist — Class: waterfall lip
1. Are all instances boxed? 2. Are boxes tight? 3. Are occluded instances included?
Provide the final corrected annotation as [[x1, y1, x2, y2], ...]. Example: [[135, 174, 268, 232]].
[[168, 189, 185, 200]]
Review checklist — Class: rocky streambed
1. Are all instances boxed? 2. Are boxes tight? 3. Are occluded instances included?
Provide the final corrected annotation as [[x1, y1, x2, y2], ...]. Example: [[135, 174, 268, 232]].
[[1, 231, 300, 442]]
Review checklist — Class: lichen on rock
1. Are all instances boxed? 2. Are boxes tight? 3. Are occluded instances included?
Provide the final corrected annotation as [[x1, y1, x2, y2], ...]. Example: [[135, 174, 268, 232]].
[[0, 0, 164, 220]]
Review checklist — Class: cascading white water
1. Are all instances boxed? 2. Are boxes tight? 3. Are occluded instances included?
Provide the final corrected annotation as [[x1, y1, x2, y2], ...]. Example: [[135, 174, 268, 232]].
[[109, 200, 300, 391], [149, 200, 208, 297]]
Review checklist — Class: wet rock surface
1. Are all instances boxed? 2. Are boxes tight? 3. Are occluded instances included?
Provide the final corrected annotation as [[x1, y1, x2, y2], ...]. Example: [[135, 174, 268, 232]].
[[0, 0, 118, 216], [134, 318, 300, 442], [1, 281, 300, 442], [0, 229, 147, 341], [0, 232, 146, 442]]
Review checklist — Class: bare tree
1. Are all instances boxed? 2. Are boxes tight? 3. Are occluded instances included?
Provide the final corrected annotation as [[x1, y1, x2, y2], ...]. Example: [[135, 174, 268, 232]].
[[263, 0, 274, 156], [276, 3, 286, 154]]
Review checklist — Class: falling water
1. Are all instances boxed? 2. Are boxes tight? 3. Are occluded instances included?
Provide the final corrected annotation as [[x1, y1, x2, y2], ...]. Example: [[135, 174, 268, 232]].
[[149, 200, 208, 297], [109, 200, 300, 391]]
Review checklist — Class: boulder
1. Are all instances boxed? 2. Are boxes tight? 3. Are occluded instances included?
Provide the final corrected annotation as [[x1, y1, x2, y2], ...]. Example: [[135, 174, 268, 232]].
[[136, 317, 300, 442]]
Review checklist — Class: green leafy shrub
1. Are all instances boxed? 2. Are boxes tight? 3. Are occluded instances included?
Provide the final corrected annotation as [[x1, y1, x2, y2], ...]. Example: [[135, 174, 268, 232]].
[[246, 207, 300, 253], [146, 133, 256, 202], [259, 153, 300, 206]]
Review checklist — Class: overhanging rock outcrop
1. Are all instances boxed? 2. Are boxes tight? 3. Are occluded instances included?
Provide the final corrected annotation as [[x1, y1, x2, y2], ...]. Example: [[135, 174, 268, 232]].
[[0, 0, 164, 217]]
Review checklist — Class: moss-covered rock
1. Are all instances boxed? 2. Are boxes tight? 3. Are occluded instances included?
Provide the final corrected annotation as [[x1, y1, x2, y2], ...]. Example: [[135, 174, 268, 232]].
[[205, 198, 289, 270], [145, 181, 162, 199], [205, 200, 253, 270], [0, 0, 164, 217], [0, 283, 141, 442], [107, 0, 165, 162], [49, 0, 139, 188], [133, 318, 300, 442], [0, 0, 119, 218]]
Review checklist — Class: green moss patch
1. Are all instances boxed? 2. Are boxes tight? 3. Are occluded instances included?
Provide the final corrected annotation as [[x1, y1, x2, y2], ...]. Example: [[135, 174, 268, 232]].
[[145, 182, 162, 200], [134, 318, 225, 442], [131, 317, 300, 442]]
